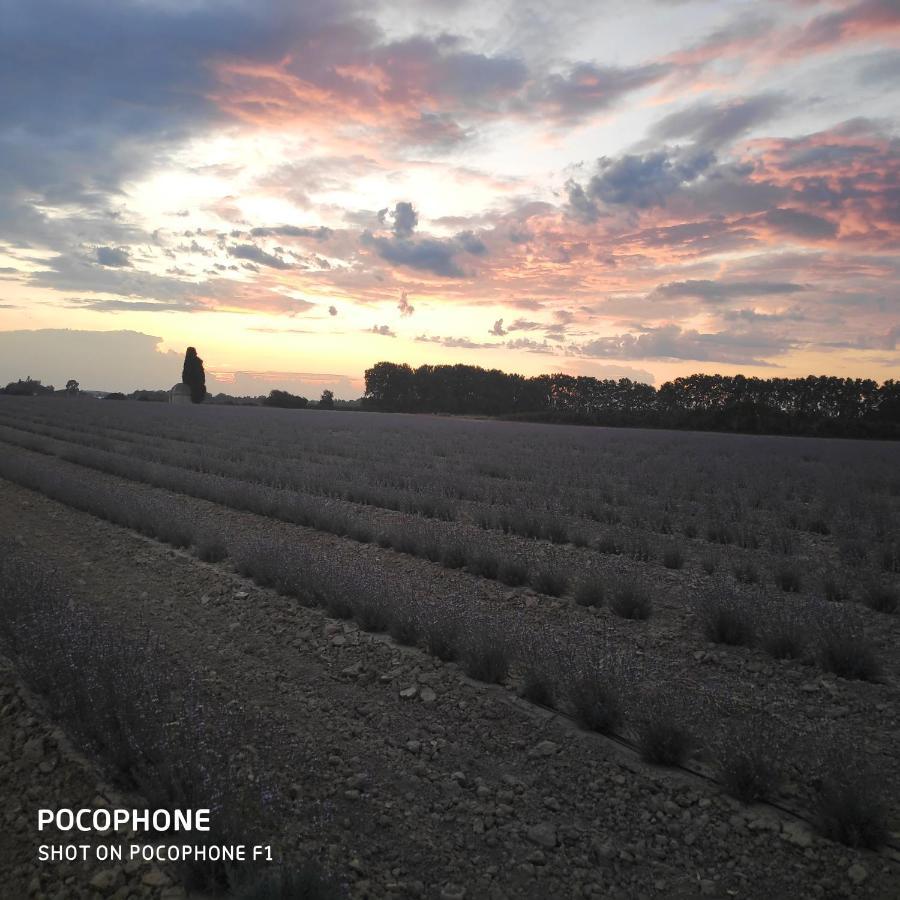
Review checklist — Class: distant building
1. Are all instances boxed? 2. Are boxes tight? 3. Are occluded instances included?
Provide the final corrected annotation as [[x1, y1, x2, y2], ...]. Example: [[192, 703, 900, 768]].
[[169, 383, 192, 405]]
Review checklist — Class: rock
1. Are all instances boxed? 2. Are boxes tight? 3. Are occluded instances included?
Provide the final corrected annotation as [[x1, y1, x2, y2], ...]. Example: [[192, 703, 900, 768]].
[[847, 864, 867, 885], [440, 884, 466, 900], [526, 822, 557, 849], [399, 686, 418, 700], [141, 868, 171, 888], [527, 740, 558, 759], [89, 869, 121, 891], [21, 736, 43, 763], [782, 821, 813, 848], [420, 687, 437, 704], [405, 740, 421, 753], [331, 635, 346, 646], [160, 889, 188, 900], [699, 879, 716, 896]]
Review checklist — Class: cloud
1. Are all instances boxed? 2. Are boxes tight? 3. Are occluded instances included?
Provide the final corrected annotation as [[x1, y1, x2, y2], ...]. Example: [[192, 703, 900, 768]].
[[455, 230, 487, 254], [367, 210, 487, 285], [228, 244, 292, 269], [415, 333, 494, 349], [379, 202, 419, 238], [577, 324, 792, 365], [371, 324, 396, 337], [649, 94, 785, 148], [535, 62, 671, 121], [362, 232, 468, 277], [65, 297, 206, 313], [0, 329, 185, 392], [249, 225, 333, 240], [96, 246, 131, 267], [857, 49, 900, 85], [567, 148, 716, 217], [328, 304, 338, 316], [490, 318, 507, 336], [763, 208, 838, 239], [398, 292, 415, 317], [655, 279, 806, 301], [506, 336, 554, 353], [787, 0, 900, 57]]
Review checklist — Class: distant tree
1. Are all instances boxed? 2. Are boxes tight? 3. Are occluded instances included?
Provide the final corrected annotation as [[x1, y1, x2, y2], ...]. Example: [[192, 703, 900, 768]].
[[182, 346, 206, 404], [65, 379, 80, 396], [319, 389, 335, 410], [104, 392, 127, 401], [362, 360, 899, 438], [130, 389, 168, 402], [2, 377, 54, 396], [263, 389, 309, 409]]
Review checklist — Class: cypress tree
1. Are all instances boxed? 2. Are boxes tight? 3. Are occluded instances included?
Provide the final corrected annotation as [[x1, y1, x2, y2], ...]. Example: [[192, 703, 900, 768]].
[[182, 346, 206, 404]]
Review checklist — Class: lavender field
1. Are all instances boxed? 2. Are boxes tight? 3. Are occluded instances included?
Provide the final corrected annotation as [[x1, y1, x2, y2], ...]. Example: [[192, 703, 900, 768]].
[[0, 395, 898, 899]]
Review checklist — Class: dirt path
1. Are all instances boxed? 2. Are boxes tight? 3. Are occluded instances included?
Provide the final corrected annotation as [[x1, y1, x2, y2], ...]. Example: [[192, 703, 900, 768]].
[[2, 478, 898, 899]]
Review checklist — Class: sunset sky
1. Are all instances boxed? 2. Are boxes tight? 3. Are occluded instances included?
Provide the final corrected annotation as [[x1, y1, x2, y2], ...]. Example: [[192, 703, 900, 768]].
[[1, 0, 898, 396]]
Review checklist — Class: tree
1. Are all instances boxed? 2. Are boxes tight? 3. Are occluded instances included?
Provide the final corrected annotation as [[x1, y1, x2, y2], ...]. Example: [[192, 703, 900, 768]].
[[2, 377, 54, 396], [263, 389, 308, 409], [182, 346, 206, 404], [319, 389, 335, 410], [65, 379, 80, 396]]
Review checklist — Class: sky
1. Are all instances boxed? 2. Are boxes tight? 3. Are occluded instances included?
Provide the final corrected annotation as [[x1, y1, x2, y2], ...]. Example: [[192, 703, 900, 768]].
[[0, 0, 898, 396]]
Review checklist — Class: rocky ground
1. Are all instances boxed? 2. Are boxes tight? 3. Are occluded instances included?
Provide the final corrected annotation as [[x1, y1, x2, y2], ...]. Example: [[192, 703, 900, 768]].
[[1, 477, 898, 899], [0, 652, 187, 900]]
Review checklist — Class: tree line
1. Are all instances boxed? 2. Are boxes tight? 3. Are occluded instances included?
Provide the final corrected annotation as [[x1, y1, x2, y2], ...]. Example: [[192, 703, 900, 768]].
[[363, 362, 900, 438]]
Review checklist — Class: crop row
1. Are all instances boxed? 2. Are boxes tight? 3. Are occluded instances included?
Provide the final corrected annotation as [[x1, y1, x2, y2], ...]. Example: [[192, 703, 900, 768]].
[[2, 401, 897, 564], [2, 423, 895, 620]]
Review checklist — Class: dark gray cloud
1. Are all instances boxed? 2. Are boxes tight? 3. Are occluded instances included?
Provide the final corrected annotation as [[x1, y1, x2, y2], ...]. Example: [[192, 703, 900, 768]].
[[649, 94, 785, 148], [362, 222, 487, 278], [328, 304, 338, 316], [393, 202, 418, 238], [455, 230, 487, 254], [371, 324, 396, 337], [363, 234, 463, 277], [249, 225, 333, 240], [228, 244, 292, 269], [96, 246, 131, 267], [567, 148, 716, 218], [763, 207, 838, 239], [655, 279, 806, 301], [398, 292, 415, 317], [535, 62, 671, 121], [490, 318, 507, 336]]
